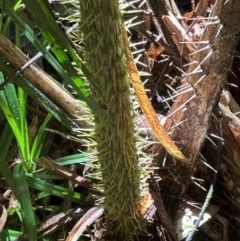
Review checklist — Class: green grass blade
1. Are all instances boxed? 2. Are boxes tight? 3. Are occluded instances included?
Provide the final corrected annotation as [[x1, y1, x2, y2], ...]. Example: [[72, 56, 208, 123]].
[[13, 163, 37, 241], [55, 153, 88, 165], [0, 123, 20, 197], [0, 60, 77, 129], [0, 76, 31, 169], [0, 89, 22, 148], [0, 118, 37, 241], [31, 113, 52, 160], [26, 175, 84, 203], [1, 0, 110, 121], [0, 229, 22, 241], [21, 0, 88, 94], [1, 83, 20, 126], [18, 87, 31, 168], [0, 122, 14, 159], [0, 0, 74, 84]]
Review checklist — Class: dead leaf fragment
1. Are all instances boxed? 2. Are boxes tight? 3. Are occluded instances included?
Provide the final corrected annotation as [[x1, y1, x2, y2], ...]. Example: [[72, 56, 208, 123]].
[[0, 205, 7, 231]]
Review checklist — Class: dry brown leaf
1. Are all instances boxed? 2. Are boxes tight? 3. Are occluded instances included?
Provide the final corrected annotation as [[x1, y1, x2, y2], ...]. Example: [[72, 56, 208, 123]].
[[124, 32, 188, 162], [35, 157, 92, 189], [147, 45, 165, 60], [0, 205, 7, 231], [66, 206, 104, 241]]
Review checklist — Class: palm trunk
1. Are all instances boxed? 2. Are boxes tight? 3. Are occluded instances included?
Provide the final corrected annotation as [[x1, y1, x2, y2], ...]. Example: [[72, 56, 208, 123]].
[[80, 0, 142, 237]]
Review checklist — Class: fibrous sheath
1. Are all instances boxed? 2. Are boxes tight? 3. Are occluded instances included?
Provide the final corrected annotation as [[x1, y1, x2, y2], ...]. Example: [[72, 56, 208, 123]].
[[80, 0, 141, 236]]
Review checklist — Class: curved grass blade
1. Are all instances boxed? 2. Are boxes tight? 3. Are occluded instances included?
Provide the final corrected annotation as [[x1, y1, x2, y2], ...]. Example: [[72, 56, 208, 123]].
[[1, 83, 20, 126], [26, 175, 84, 203], [18, 87, 31, 168], [0, 78, 32, 170], [0, 87, 22, 150]]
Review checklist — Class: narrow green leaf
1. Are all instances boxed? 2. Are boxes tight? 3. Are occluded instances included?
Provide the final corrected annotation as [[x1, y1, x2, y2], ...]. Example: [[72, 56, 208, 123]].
[[0, 0, 73, 85], [27, 175, 84, 203], [18, 87, 31, 167], [2, 83, 20, 126], [13, 163, 37, 241], [31, 113, 52, 160], [0, 229, 22, 241], [0, 91, 22, 147], [55, 153, 88, 165]]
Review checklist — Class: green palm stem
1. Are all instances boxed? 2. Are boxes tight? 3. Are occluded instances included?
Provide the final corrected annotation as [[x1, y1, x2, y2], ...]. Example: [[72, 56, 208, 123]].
[[80, 0, 142, 237]]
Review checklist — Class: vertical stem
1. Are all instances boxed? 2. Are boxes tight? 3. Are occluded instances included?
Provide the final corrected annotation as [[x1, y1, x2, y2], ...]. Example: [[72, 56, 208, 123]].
[[80, 0, 142, 237]]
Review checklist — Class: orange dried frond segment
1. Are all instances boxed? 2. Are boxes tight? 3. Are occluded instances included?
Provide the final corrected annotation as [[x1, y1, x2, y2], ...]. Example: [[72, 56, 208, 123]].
[[126, 45, 187, 162], [147, 45, 165, 60], [138, 191, 153, 216]]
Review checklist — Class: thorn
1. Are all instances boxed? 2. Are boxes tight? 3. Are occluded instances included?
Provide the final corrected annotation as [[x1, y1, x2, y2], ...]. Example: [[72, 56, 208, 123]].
[[176, 16, 219, 20], [170, 118, 188, 129], [186, 64, 203, 75], [172, 64, 186, 75], [179, 41, 209, 44], [138, 0, 147, 8], [227, 68, 237, 78], [199, 50, 213, 66], [125, 16, 138, 25], [183, 60, 198, 67], [121, 0, 141, 9], [128, 20, 145, 28], [132, 48, 145, 54], [138, 71, 152, 76], [130, 41, 147, 47], [225, 82, 238, 88], [167, 94, 196, 118], [135, 60, 148, 68], [188, 45, 211, 56], [165, 84, 176, 93], [205, 136, 217, 147], [194, 74, 206, 86], [176, 83, 192, 91], [192, 180, 207, 191], [199, 153, 218, 173], [125, 9, 143, 14], [234, 111, 240, 116], [215, 24, 223, 38], [164, 86, 193, 101], [209, 133, 225, 142], [162, 95, 171, 110], [67, 23, 79, 33], [204, 19, 220, 26]]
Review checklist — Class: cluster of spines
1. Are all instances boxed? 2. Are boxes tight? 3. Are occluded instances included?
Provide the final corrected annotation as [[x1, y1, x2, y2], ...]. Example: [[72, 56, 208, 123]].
[[64, 0, 154, 238]]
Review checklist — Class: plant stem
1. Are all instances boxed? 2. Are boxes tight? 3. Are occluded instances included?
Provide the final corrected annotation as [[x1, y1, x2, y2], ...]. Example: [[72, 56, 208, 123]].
[[80, 0, 142, 237]]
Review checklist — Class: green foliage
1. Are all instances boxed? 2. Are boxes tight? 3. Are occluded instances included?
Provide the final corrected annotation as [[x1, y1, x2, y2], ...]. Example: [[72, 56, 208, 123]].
[[0, 1, 90, 240]]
